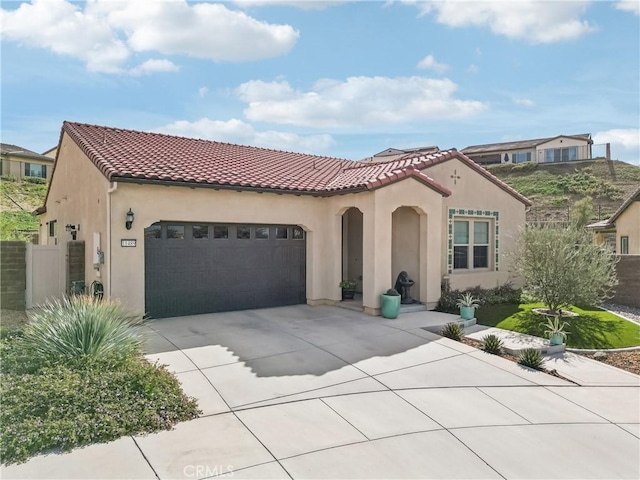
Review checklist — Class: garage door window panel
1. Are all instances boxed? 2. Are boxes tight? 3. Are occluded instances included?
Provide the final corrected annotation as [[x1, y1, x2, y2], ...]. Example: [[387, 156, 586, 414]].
[[255, 227, 269, 239], [276, 227, 288, 239], [192, 225, 209, 239], [145, 224, 162, 239], [213, 225, 228, 239], [167, 225, 184, 239], [237, 226, 251, 239]]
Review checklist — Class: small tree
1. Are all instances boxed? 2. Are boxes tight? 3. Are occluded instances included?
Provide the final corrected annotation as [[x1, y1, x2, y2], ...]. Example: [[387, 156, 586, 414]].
[[511, 226, 618, 314], [570, 197, 595, 230]]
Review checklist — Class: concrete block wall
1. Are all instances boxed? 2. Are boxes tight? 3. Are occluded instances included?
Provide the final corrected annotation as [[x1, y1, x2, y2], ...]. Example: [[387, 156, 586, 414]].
[[1, 241, 26, 310], [610, 255, 640, 308]]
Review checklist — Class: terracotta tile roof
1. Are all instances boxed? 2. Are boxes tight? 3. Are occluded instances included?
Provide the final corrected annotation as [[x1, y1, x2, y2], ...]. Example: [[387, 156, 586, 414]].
[[60, 121, 453, 196], [57, 121, 528, 205]]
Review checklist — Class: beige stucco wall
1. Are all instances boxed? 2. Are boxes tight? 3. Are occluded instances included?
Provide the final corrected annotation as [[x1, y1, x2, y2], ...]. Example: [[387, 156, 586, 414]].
[[40, 133, 111, 291], [421, 158, 527, 292], [392, 207, 421, 301], [1, 155, 53, 180], [616, 201, 640, 254], [535, 137, 590, 163], [109, 182, 345, 315]]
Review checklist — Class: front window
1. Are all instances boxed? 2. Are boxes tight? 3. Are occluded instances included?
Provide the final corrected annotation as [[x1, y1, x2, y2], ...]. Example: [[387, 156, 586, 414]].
[[454, 219, 491, 270], [513, 152, 531, 163], [49, 220, 57, 237], [544, 147, 578, 163], [24, 163, 47, 178], [620, 236, 629, 255]]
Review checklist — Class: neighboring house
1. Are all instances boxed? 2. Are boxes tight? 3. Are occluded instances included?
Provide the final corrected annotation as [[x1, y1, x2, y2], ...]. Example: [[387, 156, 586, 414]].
[[359, 146, 440, 162], [587, 186, 640, 254], [462, 134, 596, 165], [38, 121, 531, 319], [0, 143, 55, 180]]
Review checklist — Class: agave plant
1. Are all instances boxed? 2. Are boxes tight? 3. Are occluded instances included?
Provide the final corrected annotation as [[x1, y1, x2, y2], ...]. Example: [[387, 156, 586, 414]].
[[481, 334, 503, 355], [517, 348, 544, 370], [21, 295, 143, 363], [456, 293, 480, 309], [441, 322, 465, 341], [544, 316, 569, 342]]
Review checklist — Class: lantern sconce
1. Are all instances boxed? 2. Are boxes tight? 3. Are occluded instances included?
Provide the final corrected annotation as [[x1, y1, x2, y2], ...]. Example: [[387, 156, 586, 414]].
[[125, 208, 134, 230]]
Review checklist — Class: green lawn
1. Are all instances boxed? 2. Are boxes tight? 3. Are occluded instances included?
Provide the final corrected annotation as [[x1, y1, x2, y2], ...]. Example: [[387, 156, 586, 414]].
[[475, 303, 640, 349]]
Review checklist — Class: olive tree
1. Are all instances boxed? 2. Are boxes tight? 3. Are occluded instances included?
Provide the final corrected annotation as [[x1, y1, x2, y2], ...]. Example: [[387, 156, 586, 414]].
[[511, 226, 618, 314]]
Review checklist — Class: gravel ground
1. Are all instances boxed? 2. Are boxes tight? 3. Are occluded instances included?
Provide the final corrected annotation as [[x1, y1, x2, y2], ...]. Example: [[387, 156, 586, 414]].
[[580, 350, 640, 376], [601, 303, 640, 323]]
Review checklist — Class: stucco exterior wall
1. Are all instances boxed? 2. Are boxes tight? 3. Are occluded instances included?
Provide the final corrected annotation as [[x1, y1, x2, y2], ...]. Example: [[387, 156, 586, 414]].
[[616, 201, 640, 254], [1, 155, 53, 180], [40, 133, 111, 292], [421, 158, 526, 292], [535, 137, 590, 163], [109, 183, 345, 314]]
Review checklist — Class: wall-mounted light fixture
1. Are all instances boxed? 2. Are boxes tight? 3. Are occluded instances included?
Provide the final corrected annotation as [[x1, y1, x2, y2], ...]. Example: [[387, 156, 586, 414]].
[[125, 208, 134, 230], [65, 224, 80, 240]]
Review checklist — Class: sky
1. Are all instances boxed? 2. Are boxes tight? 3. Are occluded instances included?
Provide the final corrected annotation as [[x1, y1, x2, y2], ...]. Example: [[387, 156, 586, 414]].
[[1, 0, 639, 164]]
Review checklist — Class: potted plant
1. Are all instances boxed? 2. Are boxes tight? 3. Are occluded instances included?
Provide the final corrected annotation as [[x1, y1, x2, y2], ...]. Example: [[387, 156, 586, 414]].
[[380, 288, 401, 319], [456, 293, 480, 320], [339, 279, 357, 300], [544, 316, 569, 346]]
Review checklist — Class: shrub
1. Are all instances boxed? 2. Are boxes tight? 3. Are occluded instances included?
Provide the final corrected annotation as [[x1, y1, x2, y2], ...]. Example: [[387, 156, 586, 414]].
[[481, 334, 503, 355], [441, 322, 464, 341], [385, 288, 400, 296], [0, 175, 17, 182], [21, 295, 143, 366], [437, 283, 522, 313], [517, 348, 544, 370], [23, 176, 46, 184], [0, 354, 200, 464]]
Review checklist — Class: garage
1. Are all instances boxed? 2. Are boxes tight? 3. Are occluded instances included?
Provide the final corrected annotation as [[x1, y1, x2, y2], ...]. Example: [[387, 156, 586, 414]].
[[144, 222, 306, 318]]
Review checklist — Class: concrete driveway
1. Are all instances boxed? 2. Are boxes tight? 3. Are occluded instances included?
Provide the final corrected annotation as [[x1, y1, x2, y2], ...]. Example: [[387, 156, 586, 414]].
[[3, 305, 639, 479]]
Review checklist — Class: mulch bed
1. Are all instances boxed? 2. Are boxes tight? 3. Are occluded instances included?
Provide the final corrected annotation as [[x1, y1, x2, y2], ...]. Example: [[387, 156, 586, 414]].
[[578, 351, 640, 376]]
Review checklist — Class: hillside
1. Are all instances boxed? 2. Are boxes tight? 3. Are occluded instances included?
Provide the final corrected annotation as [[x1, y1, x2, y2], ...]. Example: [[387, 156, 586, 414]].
[[0, 177, 47, 240], [486, 159, 640, 224]]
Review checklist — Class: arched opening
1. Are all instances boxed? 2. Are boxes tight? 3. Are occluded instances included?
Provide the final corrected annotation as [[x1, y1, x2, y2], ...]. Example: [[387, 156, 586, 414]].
[[341, 207, 363, 303], [392, 206, 421, 302]]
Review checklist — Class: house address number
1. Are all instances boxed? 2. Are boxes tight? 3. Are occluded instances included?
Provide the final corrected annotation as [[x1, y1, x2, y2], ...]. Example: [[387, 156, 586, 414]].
[[121, 239, 137, 247]]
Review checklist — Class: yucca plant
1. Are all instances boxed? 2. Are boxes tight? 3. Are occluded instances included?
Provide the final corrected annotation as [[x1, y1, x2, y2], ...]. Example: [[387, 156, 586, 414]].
[[481, 334, 503, 355], [517, 348, 544, 370], [441, 322, 465, 341], [21, 295, 143, 364]]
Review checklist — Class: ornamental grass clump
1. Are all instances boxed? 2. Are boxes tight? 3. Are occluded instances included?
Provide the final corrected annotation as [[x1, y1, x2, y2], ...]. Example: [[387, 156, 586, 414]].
[[21, 295, 143, 365]]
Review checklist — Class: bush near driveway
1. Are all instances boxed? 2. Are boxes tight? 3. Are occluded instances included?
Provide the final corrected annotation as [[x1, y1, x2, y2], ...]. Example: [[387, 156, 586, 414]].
[[0, 296, 200, 465], [476, 303, 640, 349]]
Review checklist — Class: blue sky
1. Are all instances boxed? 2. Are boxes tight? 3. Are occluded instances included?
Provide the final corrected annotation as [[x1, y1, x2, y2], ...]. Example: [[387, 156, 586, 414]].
[[2, 0, 639, 164]]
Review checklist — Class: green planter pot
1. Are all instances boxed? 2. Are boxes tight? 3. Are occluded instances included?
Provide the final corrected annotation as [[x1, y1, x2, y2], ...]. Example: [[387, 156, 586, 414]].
[[549, 333, 565, 346], [460, 306, 475, 320], [381, 294, 401, 319]]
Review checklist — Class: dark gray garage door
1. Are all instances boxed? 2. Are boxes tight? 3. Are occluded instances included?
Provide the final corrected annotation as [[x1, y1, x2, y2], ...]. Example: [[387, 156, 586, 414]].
[[145, 222, 306, 318]]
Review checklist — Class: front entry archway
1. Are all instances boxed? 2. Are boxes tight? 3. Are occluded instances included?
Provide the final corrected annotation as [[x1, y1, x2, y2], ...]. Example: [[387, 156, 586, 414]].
[[341, 207, 363, 296], [392, 207, 421, 302]]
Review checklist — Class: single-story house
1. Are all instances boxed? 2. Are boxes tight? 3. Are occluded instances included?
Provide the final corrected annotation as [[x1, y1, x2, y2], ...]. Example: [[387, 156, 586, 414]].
[[587, 186, 640, 254], [462, 134, 594, 165], [1, 143, 55, 180], [38, 121, 531, 319]]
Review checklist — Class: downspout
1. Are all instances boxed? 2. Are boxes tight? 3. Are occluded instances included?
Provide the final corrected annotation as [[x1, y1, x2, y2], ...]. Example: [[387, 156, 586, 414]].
[[106, 181, 118, 298]]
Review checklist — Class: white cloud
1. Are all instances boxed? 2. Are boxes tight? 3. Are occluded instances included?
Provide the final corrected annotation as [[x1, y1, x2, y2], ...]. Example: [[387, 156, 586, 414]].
[[0, 0, 299, 73], [0, 0, 129, 73], [512, 97, 535, 108], [615, 1, 640, 15], [407, 0, 596, 44], [198, 87, 209, 98], [156, 118, 335, 153], [129, 59, 179, 77], [467, 64, 479, 74], [236, 76, 487, 128], [234, 0, 343, 10], [416, 54, 449, 73], [594, 128, 640, 151]]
